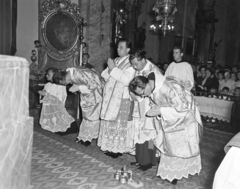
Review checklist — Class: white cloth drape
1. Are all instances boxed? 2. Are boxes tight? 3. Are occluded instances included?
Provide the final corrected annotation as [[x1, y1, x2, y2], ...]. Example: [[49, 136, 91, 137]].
[[213, 147, 240, 189]]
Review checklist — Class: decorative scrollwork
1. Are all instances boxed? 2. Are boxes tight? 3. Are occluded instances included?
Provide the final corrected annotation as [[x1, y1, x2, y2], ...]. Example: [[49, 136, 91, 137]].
[[39, 0, 84, 61], [39, 0, 83, 24]]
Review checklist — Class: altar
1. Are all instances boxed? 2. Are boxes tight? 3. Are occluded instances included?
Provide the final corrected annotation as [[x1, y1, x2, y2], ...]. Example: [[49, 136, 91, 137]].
[[0, 55, 33, 189], [195, 96, 234, 123]]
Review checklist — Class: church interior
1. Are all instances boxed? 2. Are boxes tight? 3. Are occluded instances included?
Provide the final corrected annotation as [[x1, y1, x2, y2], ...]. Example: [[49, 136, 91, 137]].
[[1, 0, 240, 189]]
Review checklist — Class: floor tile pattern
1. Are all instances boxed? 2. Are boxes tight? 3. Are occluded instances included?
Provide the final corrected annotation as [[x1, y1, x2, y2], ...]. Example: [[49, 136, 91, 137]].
[[31, 126, 234, 189]]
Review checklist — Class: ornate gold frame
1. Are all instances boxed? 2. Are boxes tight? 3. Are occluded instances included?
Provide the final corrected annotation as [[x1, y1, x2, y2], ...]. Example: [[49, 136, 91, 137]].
[[39, 0, 84, 61]]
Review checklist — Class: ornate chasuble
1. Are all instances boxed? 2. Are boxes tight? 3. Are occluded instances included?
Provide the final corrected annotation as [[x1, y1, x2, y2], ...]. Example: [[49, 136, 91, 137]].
[[152, 78, 203, 158], [101, 56, 132, 120]]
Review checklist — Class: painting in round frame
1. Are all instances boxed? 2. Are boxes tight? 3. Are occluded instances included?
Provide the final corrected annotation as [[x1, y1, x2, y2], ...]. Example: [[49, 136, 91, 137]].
[[43, 11, 78, 52]]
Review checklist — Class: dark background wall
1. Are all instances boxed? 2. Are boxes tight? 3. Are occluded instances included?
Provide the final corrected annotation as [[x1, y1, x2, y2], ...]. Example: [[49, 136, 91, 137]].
[[136, 0, 240, 67]]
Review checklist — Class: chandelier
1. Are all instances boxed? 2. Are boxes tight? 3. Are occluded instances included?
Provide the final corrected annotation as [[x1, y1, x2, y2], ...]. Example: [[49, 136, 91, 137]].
[[150, 0, 177, 36]]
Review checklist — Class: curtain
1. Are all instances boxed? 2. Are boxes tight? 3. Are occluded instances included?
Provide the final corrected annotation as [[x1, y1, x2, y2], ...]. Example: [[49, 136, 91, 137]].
[[0, 0, 17, 55], [11, 0, 17, 55]]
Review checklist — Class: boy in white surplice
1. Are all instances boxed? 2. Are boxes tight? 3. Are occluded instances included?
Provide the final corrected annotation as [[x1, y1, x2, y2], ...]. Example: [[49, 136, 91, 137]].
[[39, 68, 74, 132]]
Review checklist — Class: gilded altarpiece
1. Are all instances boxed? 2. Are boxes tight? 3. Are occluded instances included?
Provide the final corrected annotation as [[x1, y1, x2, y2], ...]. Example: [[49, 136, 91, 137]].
[[38, 0, 84, 70]]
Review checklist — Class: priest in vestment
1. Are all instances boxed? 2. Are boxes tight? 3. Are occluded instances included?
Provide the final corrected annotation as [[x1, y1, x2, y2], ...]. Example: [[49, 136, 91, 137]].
[[165, 46, 194, 91], [97, 39, 136, 158], [129, 49, 163, 171], [53, 67, 103, 146], [129, 74, 203, 184]]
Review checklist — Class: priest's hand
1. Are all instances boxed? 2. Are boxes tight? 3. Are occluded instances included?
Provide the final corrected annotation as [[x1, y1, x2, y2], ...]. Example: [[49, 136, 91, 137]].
[[146, 106, 161, 117], [69, 84, 79, 93], [107, 58, 116, 71]]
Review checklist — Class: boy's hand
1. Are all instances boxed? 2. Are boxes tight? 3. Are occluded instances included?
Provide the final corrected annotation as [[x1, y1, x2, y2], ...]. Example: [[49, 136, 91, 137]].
[[38, 91, 46, 96]]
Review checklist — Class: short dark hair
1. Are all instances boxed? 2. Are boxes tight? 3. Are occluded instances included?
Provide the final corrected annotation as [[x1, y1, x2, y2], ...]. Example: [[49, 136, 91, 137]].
[[129, 76, 148, 95], [118, 38, 132, 50], [218, 70, 224, 75], [52, 70, 67, 84], [235, 87, 240, 91], [82, 53, 90, 58], [46, 67, 59, 74], [222, 87, 230, 91], [130, 49, 146, 61], [224, 70, 231, 74], [173, 46, 184, 54], [198, 65, 207, 72]]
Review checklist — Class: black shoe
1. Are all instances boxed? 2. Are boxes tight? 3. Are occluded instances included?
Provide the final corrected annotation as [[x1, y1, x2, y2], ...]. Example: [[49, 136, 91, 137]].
[[104, 151, 112, 156], [106, 152, 122, 159], [80, 141, 91, 147], [130, 162, 140, 166], [111, 153, 122, 159], [75, 138, 81, 143], [138, 164, 152, 171], [170, 179, 178, 185]]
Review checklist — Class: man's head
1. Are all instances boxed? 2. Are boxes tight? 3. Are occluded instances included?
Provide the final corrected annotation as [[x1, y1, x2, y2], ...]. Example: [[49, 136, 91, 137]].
[[129, 76, 153, 97], [235, 87, 240, 97], [117, 39, 132, 57], [130, 49, 147, 71], [217, 71, 224, 80], [215, 68, 219, 76], [230, 72, 236, 81], [82, 53, 89, 63], [237, 71, 240, 80], [173, 46, 184, 62], [232, 66, 238, 73], [199, 65, 207, 77], [163, 62, 169, 71], [224, 70, 230, 80], [209, 88, 217, 95], [52, 71, 70, 85], [46, 67, 59, 82], [222, 87, 230, 95]]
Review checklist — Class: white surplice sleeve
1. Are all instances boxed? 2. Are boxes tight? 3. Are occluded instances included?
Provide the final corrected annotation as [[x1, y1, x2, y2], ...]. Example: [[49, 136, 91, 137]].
[[110, 66, 135, 86], [183, 63, 194, 90], [101, 67, 110, 82]]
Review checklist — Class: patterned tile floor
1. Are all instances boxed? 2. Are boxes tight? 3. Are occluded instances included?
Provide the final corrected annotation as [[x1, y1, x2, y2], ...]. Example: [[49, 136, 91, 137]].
[[31, 122, 234, 189]]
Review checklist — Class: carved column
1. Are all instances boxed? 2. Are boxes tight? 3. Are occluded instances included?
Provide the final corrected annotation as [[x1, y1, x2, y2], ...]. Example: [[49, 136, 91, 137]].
[[80, 0, 112, 72]]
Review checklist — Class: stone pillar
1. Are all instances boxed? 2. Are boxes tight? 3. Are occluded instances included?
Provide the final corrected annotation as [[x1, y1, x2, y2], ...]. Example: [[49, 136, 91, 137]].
[[224, 0, 240, 66], [80, 0, 112, 73], [0, 55, 33, 189]]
